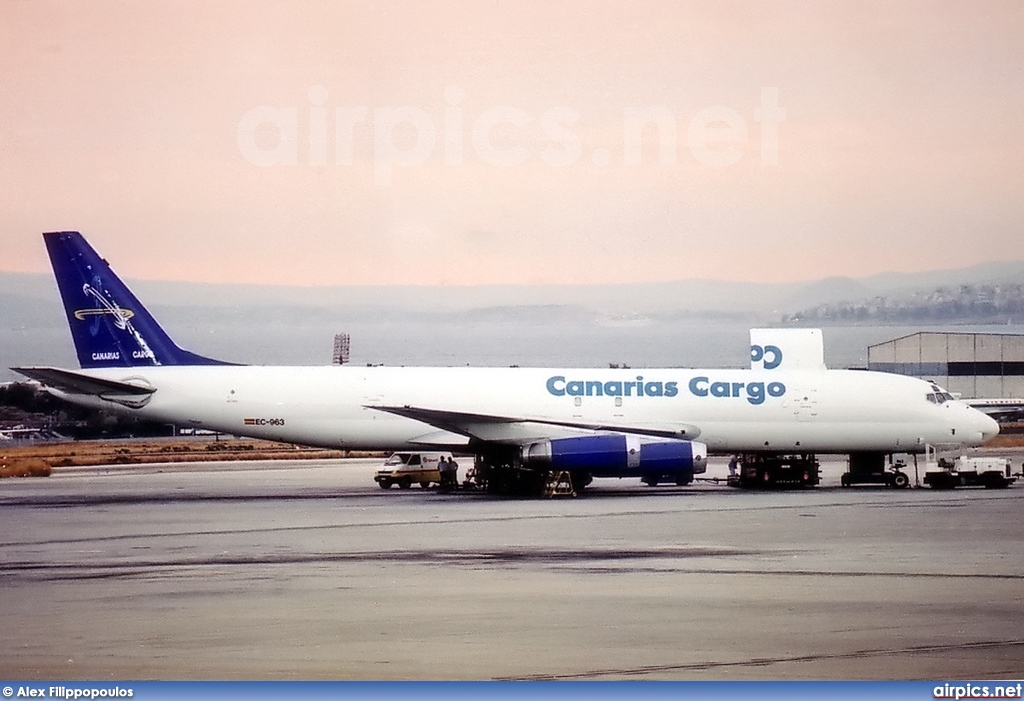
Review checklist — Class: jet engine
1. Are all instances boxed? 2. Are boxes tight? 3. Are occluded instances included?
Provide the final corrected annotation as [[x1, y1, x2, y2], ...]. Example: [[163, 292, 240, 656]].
[[521, 434, 707, 483]]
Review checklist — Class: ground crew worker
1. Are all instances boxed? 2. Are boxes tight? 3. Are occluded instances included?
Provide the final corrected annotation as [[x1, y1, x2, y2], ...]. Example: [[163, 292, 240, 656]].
[[441, 456, 458, 490]]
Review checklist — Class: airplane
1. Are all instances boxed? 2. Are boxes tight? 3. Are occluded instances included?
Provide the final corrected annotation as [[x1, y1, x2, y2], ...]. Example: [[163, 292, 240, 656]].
[[965, 397, 1024, 423], [13, 231, 999, 495]]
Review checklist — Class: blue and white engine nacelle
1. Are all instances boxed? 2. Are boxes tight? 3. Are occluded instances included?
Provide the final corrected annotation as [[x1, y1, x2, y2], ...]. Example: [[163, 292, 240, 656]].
[[521, 434, 708, 485]]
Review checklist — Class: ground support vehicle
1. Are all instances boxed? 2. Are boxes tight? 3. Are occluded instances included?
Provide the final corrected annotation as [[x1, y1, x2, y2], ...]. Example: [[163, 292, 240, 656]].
[[726, 453, 820, 489], [374, 452, 450, 489], [922, 444, 1016, 489]]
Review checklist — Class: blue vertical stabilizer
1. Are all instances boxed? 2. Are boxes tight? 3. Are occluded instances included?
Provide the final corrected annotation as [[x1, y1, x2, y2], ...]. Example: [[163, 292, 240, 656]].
[[44, 231, 232, 368]]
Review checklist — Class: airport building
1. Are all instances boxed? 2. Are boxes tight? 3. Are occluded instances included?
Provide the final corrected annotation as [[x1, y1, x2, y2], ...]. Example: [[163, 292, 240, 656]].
[[867, 332, 1024, 399]]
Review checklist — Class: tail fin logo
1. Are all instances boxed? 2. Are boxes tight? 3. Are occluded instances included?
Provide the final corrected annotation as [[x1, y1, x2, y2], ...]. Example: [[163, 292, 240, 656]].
[[74, 282, 157, 362], [74, 284, 135, 325], [750, 344, 783, 370]]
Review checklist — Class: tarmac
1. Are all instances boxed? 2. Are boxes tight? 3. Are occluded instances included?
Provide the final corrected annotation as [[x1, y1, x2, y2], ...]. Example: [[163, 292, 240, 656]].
[[1, 452, 1023, 680]]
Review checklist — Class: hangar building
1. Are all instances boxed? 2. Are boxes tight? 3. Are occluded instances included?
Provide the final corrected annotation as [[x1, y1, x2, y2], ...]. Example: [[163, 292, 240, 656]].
[[867, 332, 1024, 399]]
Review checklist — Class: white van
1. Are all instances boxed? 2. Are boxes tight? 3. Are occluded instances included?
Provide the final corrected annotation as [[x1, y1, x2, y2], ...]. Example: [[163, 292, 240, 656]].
[[374, 452, 452, 489]]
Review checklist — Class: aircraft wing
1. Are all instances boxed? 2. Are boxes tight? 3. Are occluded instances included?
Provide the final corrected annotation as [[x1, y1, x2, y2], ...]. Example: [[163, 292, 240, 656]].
[[369, 404, 701, 445], [12, 366, 156, 408]]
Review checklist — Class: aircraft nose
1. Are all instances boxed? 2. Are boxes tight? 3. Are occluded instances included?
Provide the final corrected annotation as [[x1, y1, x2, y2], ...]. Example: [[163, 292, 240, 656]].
[[979, 412, 1000, 442]]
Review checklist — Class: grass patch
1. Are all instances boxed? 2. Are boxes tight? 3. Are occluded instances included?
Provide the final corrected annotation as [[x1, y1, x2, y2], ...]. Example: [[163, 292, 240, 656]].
[[1, 438, 379, 470], [0, 458, 52, 478]]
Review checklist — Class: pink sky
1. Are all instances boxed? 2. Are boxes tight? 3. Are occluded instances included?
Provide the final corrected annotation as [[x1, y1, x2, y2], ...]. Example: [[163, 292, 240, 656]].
[[1, 0, 1022, 286]]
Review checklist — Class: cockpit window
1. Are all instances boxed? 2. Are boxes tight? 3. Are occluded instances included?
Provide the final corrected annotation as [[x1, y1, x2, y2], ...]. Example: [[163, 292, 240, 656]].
[[926, 384, 955, 404]]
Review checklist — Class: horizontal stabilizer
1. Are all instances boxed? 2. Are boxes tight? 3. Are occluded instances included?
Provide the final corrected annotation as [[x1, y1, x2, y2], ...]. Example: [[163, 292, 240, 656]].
[[14, 366, 155, 396], [13, 366, 156, 409]]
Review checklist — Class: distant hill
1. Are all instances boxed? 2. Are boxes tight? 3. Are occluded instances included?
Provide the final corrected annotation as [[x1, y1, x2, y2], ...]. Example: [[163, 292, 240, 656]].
[[783, 277, 874, 312], [4, 259, 1024, 322], [786, 282, 1024, 324], [855, 261, 1024, 296]]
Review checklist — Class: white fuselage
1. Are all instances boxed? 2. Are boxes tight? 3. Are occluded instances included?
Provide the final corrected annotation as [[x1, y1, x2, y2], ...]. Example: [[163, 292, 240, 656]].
[[55, 365, 999, 454]]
